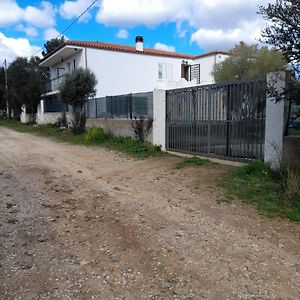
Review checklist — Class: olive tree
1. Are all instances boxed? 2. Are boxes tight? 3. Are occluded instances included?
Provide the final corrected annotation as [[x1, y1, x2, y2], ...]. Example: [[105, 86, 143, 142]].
[[59, 68, 97, 134], [212, 42, 286, 83]]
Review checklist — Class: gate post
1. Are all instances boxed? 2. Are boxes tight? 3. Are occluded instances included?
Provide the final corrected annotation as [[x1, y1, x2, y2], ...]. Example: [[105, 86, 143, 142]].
[[153, 89, 166, 150], [264, 72, 286, 169]]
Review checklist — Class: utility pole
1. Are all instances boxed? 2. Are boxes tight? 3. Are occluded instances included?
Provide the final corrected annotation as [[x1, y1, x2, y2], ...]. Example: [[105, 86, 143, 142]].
[[3, 59, 9, 118]]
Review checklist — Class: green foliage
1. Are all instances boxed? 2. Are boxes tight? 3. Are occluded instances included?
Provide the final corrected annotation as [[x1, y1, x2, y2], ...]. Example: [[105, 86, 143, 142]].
[[6, 56, 48, 120], [0, 120, 163, 159], [59, 67, 97, 134], [259, 1, 300, 107], [42, 37, 65, 57], [259, 0, 300, 72], [131, 116, 153, 142], [0, 67, 6, 111], [84, 128, 106, 143], [212, 42, 286, 83], [221, 160, 300, 222], [176, 156, 208, 169], [60, 68, 97, 109], [55, 111, 68, 128]]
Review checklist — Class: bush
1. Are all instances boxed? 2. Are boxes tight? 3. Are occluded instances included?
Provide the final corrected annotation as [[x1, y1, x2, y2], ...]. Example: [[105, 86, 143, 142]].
[[131, 116, 153, 142], [235, 160, 272, 177], [84, 127, 106, 143], [55, 111, 68, 128], [221, 159, 300, 221]]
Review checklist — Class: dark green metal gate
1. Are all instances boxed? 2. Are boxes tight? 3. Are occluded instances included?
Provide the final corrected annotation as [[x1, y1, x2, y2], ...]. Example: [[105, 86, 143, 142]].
[[166, 80, 267, 161]]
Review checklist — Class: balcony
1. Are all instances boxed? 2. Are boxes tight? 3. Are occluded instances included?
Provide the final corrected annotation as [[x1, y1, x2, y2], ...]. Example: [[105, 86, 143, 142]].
[[42, 75, 65, 96]]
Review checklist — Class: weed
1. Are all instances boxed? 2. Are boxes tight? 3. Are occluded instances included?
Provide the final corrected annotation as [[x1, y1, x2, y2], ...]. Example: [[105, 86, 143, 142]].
[[84, 128, 106, 144], [176, 156, 208, 169], [221, 160, 300, 222], [0, 120, 163, 159]]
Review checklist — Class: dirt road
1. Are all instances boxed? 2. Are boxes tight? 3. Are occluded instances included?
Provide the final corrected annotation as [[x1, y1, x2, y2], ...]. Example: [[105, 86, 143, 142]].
[[0, 127, 299, 300]]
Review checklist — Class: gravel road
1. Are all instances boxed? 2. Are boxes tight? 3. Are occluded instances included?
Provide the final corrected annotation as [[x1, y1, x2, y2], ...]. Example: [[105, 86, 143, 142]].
[[0, 127, 299, 300]]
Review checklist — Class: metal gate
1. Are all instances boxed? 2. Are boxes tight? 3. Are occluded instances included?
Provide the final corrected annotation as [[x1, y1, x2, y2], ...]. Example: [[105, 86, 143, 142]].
[[166, 79, 267, 161]]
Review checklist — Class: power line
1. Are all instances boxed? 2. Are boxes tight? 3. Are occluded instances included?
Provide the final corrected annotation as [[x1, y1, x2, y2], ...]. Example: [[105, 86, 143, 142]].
[[28, 0, 98, 58]]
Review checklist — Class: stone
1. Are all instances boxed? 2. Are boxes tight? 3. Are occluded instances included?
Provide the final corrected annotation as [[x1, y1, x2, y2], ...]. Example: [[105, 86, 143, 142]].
[[6, 202, 14, 209], [111, 255, 121, 263], [7, 218, 18, 224]]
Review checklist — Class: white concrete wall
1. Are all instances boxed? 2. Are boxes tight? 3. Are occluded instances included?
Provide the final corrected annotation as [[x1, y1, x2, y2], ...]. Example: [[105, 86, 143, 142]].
[[49, 51, 85, 80], [36, 112, 72, 125], [193, 54, 227, 85], [86, 48, 192, 97], [152, 89, 166, 150], [47, 47, 228, 97], [264, 72, 286, 169], [86, 118, 153, 143]]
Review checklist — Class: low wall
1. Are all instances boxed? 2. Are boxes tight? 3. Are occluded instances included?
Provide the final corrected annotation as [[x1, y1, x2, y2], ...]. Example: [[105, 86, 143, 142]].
[[37, 112, 72, 125], [20, 113, 36, 124], [86, 118, 153, 143]]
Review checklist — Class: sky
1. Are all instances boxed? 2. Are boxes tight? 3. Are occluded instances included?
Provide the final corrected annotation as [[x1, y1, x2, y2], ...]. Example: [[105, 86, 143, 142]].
[[0, 0, 275, 63]]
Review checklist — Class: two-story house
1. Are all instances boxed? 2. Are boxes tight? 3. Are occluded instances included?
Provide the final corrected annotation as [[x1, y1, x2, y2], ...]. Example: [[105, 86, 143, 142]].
[[35, 36, 228, 124]]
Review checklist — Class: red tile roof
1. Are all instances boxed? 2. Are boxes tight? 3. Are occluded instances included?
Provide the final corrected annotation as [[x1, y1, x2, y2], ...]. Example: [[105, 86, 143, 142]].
[[40, 40, 230, 62]]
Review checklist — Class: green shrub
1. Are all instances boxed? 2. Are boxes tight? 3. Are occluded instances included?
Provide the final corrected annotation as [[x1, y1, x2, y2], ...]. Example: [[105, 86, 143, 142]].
[[84, 127, 106, 143], [221, 160, 300, 221], [176, 156, 208, 169]]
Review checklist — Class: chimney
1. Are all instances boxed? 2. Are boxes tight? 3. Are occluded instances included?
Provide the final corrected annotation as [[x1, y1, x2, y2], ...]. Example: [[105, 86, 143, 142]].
[[135, 36, 144, 51]]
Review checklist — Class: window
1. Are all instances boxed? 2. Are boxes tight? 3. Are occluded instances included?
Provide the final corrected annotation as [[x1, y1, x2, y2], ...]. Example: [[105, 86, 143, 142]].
[[158, 63, 172, 81], [73, 59, 76, 70]]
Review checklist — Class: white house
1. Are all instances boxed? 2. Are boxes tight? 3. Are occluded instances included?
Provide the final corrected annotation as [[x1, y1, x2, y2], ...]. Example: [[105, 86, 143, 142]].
[[35, 36, 228, 124]]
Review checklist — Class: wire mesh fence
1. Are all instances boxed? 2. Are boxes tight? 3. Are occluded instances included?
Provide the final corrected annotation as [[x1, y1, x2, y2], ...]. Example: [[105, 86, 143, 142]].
[[85, 92, 153, 119]]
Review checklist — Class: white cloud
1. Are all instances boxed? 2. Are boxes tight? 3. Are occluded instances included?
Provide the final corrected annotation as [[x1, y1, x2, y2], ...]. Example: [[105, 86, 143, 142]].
[[24, 1, 56, 28], [116, 29, 129, 39], [0, 32, 41, 63], [190, 19, 263, 50], [16, 24, 38, 37], [0, 0, 56, 29], [59, 0, 95, 21], [154, 42, 175, 52], [44, 28, 60, 41], [96, 0, 276, 50], [0, 0, 23, 26]]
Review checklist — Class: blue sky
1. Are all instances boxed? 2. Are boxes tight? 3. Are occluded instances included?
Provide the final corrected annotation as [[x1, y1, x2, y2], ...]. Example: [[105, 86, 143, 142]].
[[0, 0, 274, 62]]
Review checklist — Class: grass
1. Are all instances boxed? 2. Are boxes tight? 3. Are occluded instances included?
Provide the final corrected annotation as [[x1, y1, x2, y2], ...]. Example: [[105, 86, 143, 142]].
[[0, 120, 164, 159], [221, 160, 300, 222], [176, 156, 209, 169]]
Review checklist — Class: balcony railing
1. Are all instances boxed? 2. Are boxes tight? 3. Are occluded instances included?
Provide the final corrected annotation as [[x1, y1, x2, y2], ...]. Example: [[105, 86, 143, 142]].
[[42, 75, 65, 94]]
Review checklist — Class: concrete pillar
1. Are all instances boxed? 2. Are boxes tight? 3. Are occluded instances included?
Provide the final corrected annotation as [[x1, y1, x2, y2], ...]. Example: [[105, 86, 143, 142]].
[[153, 89, 166, 150], [264, 72, 286, 169]]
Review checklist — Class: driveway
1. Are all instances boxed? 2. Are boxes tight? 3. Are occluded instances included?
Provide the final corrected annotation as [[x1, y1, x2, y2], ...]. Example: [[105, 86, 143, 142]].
[[0, 127, 299, 299]]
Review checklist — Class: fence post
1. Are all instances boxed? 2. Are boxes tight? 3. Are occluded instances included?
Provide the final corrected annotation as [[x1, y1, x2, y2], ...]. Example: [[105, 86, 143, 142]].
[[153, 89, 166, 150], [264, 72, 286, 169]]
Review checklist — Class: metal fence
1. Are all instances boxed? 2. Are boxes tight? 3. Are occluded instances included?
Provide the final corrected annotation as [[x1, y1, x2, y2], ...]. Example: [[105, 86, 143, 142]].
[[85, 92, 153, 119], [166, 79, 267, 161]]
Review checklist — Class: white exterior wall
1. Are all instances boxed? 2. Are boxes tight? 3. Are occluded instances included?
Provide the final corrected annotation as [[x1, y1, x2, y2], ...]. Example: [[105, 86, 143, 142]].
[[152, 89, 166, 150], [264, 72, 286, 169], [193, 54, 227, 85], [49, 51, 85, 79], [46, 47, 228, 96], [85, 48, 193, 97]]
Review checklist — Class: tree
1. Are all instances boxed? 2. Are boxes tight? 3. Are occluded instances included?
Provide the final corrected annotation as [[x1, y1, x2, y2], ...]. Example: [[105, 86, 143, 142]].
[[212, 42, 286, 83], [259, 0, 300, 133], [7, 56, 48, 121], [59, 68, 97, 134], [259, 0, 300, 73], [0, 67, 6, 112], [42, 36, 65, 57]]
